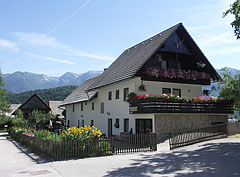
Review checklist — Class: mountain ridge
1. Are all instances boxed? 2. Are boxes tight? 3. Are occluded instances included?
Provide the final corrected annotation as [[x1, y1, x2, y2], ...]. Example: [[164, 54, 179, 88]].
[[3, 70, 103, 93]]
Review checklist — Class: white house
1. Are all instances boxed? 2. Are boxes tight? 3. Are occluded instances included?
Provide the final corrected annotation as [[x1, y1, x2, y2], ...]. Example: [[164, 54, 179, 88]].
[[61, 23, 233, 139]]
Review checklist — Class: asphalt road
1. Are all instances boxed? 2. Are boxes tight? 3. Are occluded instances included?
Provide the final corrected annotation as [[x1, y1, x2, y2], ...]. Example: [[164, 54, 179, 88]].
[[0, 132, 240, 177]]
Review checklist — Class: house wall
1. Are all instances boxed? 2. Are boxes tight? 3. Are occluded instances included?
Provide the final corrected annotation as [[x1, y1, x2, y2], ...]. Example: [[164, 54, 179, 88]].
[[154, 114, 228, 136], [65, 78, 137, 135], [65, 77, 205, 136], [134, 77, 202, 98]]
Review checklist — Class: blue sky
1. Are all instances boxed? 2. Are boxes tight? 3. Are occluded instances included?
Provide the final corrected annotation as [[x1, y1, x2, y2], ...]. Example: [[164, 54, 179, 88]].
[[0, 0, 238, 76]]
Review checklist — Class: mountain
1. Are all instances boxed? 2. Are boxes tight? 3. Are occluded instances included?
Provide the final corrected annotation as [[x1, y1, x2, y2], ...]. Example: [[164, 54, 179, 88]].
[[6, 85, 78, 104], [3, 70, 102, 93], [203, 67, 240, 97]]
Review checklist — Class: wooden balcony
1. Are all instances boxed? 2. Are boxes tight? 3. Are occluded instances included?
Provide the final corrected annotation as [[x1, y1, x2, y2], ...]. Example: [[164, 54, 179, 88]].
[[129, 100, 234, 114]]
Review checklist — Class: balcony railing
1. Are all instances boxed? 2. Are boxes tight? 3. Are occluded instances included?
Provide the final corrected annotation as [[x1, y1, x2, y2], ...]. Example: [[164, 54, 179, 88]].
[[129, 100, 233, 114]]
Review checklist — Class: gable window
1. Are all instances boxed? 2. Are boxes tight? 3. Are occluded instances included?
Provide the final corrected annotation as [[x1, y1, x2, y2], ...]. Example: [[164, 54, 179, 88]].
[[173, 88, 181, 97], [81, 103, 83, 111], [81, 120, 84, 127], [123, 88, 129, 101], [92, 102, 94, 110], [124, 119, 129, 132], [100, 102, 104, 114], [114, 118, 120, 128], [116, 90, 120, 99], [108, 91, 112, 100], [161, 60, 167, 69], [162, 88, 171, 94], [91, 120, 94, 127], [72, 104, 75, 112]]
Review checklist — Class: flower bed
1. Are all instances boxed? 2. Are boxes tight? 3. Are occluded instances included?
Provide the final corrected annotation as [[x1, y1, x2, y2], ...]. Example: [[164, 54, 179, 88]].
[[128, 93, 229, 103], [143, 68, 210, 80]]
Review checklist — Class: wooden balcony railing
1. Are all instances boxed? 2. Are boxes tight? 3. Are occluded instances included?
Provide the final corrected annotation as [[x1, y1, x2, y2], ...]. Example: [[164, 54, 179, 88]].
[[129, 100, 233, 114]]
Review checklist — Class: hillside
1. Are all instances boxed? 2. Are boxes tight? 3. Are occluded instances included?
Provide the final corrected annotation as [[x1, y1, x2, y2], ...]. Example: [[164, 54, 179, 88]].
[[6, 85, 78, 104], [3, 70, 102, 93]]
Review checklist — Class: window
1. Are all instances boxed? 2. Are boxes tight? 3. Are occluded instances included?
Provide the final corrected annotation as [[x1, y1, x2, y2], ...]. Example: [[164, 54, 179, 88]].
[[67, 120, 70, 127], [161, 60, 167, 69], [91, 120, 94, 127], [92, 102, 94, 110], [115, 90, 120, 99], [78, 120, 80, 128], [114, 118, 119, 128], [81, 103, 83, 111], [100, 102, 104, 114], [173, 89, 181, 97], [81, 120, 84, 127], [162, 88, 171, 94], [85, 102, 87, 105], [123, 88, 129, 101], [72, 104, 75, 112], [108, 91, 112, 100], [124, 118, 129, 132], [177, 61, 181, 70]]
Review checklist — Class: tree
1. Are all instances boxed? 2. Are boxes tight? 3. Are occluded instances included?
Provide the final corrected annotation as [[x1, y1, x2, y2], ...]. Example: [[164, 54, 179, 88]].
[[218, 68, 240, 113], [223, 0, 240, 39], [28, 110, 55, 129], [0, 72, 10, 117]]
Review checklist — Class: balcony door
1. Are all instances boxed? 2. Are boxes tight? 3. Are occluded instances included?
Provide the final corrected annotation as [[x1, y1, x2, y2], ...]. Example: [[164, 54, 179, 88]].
[[136, 119, 152, 133], [108, 118, 112, 137]]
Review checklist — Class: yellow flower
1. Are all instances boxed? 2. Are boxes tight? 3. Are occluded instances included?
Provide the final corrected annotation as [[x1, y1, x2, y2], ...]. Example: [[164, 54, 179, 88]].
[[83, 146, 85, 149]]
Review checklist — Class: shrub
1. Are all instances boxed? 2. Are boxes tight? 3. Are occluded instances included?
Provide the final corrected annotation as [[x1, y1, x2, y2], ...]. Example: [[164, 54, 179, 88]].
[[61, 126, 102, 141]]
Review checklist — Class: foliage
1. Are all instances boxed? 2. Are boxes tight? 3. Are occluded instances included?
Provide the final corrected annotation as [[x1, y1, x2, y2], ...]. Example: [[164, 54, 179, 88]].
[[11, 117, 28, 128], [218, 67, 240, 113], [0, 71, 10, 117], [6, 85, 78, 104], [61, 126, 102, 141], [223, 0, 240, 39], [33, 129, 61, 141], [28, 110, 55, 129]]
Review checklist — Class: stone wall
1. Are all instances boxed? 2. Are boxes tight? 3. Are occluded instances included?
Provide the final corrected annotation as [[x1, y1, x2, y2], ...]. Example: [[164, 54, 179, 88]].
[[227, 122, 240, 135], [155, 114, 228, 137]]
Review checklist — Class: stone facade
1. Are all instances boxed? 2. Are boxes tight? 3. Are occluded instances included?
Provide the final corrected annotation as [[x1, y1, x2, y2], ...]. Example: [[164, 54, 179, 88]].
[[227, 122, 240, 136], [155, 114, 228, 136]]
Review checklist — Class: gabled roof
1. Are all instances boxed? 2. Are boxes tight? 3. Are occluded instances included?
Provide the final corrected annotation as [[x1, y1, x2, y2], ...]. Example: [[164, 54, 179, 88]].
[[87, 23, 182, 90], [87, 23, 220, 90], [61, 76, 99, 106], [48, 101, 64, 116], [62, 23, 220, 106], [13, 93, 51, 114]]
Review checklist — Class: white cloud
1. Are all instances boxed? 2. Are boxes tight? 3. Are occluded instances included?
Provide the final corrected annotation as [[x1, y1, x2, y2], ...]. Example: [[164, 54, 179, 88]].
[[26, 52, 76, 65], [14, 31, 115, 61], [0, 39, 19, 52]]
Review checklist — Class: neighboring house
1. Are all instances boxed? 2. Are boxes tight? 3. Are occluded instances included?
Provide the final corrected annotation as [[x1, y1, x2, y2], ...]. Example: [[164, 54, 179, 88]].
[[61, 23, 233, 139], [12, 93, 51, 118], [5, 104, 21, 117], [48, 100, 65, 119], [12, 94, 65, 119]]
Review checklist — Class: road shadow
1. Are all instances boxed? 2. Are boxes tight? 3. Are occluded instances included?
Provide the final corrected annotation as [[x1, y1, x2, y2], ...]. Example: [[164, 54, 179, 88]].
[[105, 141, 240, 177], [8, 138, 51, 164]]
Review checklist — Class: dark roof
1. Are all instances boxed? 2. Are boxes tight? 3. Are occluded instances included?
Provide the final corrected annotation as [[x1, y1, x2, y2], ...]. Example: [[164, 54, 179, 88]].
[[13, 93, 51, 114], [61, 76, 99, 106], [87, 23, 182, 90]]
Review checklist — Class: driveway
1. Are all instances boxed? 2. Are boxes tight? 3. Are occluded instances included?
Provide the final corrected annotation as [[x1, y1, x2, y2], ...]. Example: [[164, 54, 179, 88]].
[[0, 132, 240, 177]]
